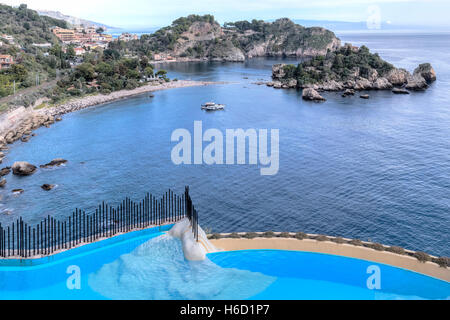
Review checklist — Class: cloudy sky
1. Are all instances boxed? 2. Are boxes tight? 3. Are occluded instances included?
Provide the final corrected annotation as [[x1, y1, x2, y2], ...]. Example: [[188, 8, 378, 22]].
[[1, 0, 449, 29]]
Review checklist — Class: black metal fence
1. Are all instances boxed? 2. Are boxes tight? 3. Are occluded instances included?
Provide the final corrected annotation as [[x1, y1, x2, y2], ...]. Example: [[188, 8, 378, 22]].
[[0, 186, 199, 259]]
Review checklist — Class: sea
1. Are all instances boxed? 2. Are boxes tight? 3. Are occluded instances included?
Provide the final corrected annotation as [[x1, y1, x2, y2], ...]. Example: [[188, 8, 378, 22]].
[[1, 31, 449, 256]]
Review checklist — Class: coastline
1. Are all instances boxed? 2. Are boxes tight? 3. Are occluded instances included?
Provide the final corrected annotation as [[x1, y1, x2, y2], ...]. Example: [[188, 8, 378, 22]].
[[0, 79, 221, 157], [210, 236, 450, 282], [39, 79, 221, 118]]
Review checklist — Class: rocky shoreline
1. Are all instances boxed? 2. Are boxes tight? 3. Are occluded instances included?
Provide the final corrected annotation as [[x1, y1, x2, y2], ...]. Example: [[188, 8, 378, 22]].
[[267, 44, 437, 101], [0, 79, 218, 163], [270, 63, 436, 91], [269, 62, 437, 102]]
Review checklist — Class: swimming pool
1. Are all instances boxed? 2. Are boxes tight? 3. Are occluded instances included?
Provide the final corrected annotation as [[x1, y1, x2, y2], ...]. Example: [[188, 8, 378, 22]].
[[0, 232, 448, 300]]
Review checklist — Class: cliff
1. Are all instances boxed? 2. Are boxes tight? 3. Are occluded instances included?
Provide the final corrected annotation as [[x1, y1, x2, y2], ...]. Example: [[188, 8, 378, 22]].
[[143, 15, 341, 62], [270, 44, 436, 92]]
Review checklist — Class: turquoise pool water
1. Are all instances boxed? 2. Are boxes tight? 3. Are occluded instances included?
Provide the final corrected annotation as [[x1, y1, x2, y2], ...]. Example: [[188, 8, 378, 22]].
[[0, 232, 448, 300]]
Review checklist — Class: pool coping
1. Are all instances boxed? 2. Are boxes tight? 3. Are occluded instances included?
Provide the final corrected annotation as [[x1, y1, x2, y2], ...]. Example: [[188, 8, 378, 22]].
[[209, 237, 450, 282]]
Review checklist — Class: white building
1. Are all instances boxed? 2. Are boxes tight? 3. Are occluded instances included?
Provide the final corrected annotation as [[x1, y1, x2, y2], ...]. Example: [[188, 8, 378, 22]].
[[32, 43, 52, 48], [1, 34, 15, 44]]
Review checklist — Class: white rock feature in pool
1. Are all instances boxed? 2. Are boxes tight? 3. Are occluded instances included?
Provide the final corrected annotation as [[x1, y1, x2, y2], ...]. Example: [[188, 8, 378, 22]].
[[88, 235, 276, 300], [169, 218, 219, 261]]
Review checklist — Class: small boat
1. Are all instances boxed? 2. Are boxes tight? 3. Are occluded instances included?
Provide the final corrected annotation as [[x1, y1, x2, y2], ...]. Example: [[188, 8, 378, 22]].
[[201, 102, 225, 111]]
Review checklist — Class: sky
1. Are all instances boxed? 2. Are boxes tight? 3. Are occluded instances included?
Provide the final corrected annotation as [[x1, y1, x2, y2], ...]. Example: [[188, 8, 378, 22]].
[[1, 0, 449, 29]]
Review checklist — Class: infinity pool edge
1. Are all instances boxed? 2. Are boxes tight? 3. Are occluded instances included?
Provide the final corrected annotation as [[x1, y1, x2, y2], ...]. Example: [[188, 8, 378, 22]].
[[209, 237, 450, 282]]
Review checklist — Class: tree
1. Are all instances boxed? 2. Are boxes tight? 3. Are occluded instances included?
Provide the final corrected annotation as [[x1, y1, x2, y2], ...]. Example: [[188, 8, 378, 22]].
[[103, 49, 120, 60], [9, 64, 28, 82], [75, 63, 95, 82], [140, 56, 149, 69], [66, 46, 76, 59], [95, 62, 114, 76], [96, 27, 105, 34], [0, 76, 14, 97], [144, 66, 154, 77], [155, 70, 167, 79]]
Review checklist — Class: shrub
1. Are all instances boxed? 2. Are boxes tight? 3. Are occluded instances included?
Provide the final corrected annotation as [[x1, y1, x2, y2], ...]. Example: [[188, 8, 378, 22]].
[[367, 243, 385, 251], [386, 246, 405, 255], [295, 232, 307, 240], [349, 239, 363, 246], [208, 233, 221, 240], [414, 251, 431, 263], [263, 231, 275, 238], [244, 232, 258, 239], [331, 237, 345, 244], [432, 257, 449, 268], [315, 235, 329, 242], [228, 232, 240, 239], [279, 232, 291, 238]]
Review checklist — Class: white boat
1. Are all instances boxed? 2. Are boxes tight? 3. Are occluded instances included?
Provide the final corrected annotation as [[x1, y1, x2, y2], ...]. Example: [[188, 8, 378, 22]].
[[201, 102, 225, 111]]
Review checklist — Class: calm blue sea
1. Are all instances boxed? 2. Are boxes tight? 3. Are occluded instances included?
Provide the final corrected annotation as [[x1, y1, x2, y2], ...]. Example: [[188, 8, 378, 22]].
[[1, 33, 449, 256]]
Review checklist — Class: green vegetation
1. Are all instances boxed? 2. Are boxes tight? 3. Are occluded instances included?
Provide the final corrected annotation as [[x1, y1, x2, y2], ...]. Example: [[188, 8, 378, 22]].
[[366, 243, 385, 251], [294, 232, 307, 240], [386, 246, 406, 255], [0, 3, 66, 45], [0, 4, 72, 99], [243, 232, 258, 239], [413, 251, 431, 263], [0, 3, 169, 107], [263, 231, 275, 238], [117, 15, 339, 61], [47, 52, 161, 103], [0, 9, 341, 108], [315, 235, 330, 242], [108, 14, 215, 58], [225, 18, 337, 52], [348, 239, 363, 246], [279, 232, 291, 238], [144, 14, 217, 52], [280, 45, 394, 86], [330, 237, 345, 244], [228, 232, 241, 239], [433, 257, 449, 268]]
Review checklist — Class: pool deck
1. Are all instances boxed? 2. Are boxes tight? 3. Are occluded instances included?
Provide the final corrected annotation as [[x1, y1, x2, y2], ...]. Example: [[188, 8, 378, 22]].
[[210, 237, 450, 282]]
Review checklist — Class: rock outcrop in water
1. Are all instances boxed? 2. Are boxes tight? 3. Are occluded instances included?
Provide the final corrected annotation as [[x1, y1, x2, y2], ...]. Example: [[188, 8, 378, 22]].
[[302, 88, 326, 101], [271, 44, 436, 95], [414, 63, 437, 83], [12, 162, 37, 176], [40, 158, 68, 168], [392, 88, 410, 94], [0, 167, 10, 177], [41, 184, 55, 191]]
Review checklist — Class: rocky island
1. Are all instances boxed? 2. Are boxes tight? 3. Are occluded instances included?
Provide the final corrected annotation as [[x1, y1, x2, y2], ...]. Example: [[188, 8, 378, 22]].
[[269, 44, 436, 101], [139, 15, 341, 62]]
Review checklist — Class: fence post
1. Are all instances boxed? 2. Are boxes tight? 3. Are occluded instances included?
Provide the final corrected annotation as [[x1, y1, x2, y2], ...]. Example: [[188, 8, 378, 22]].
[[0, 188, 195, 259]]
